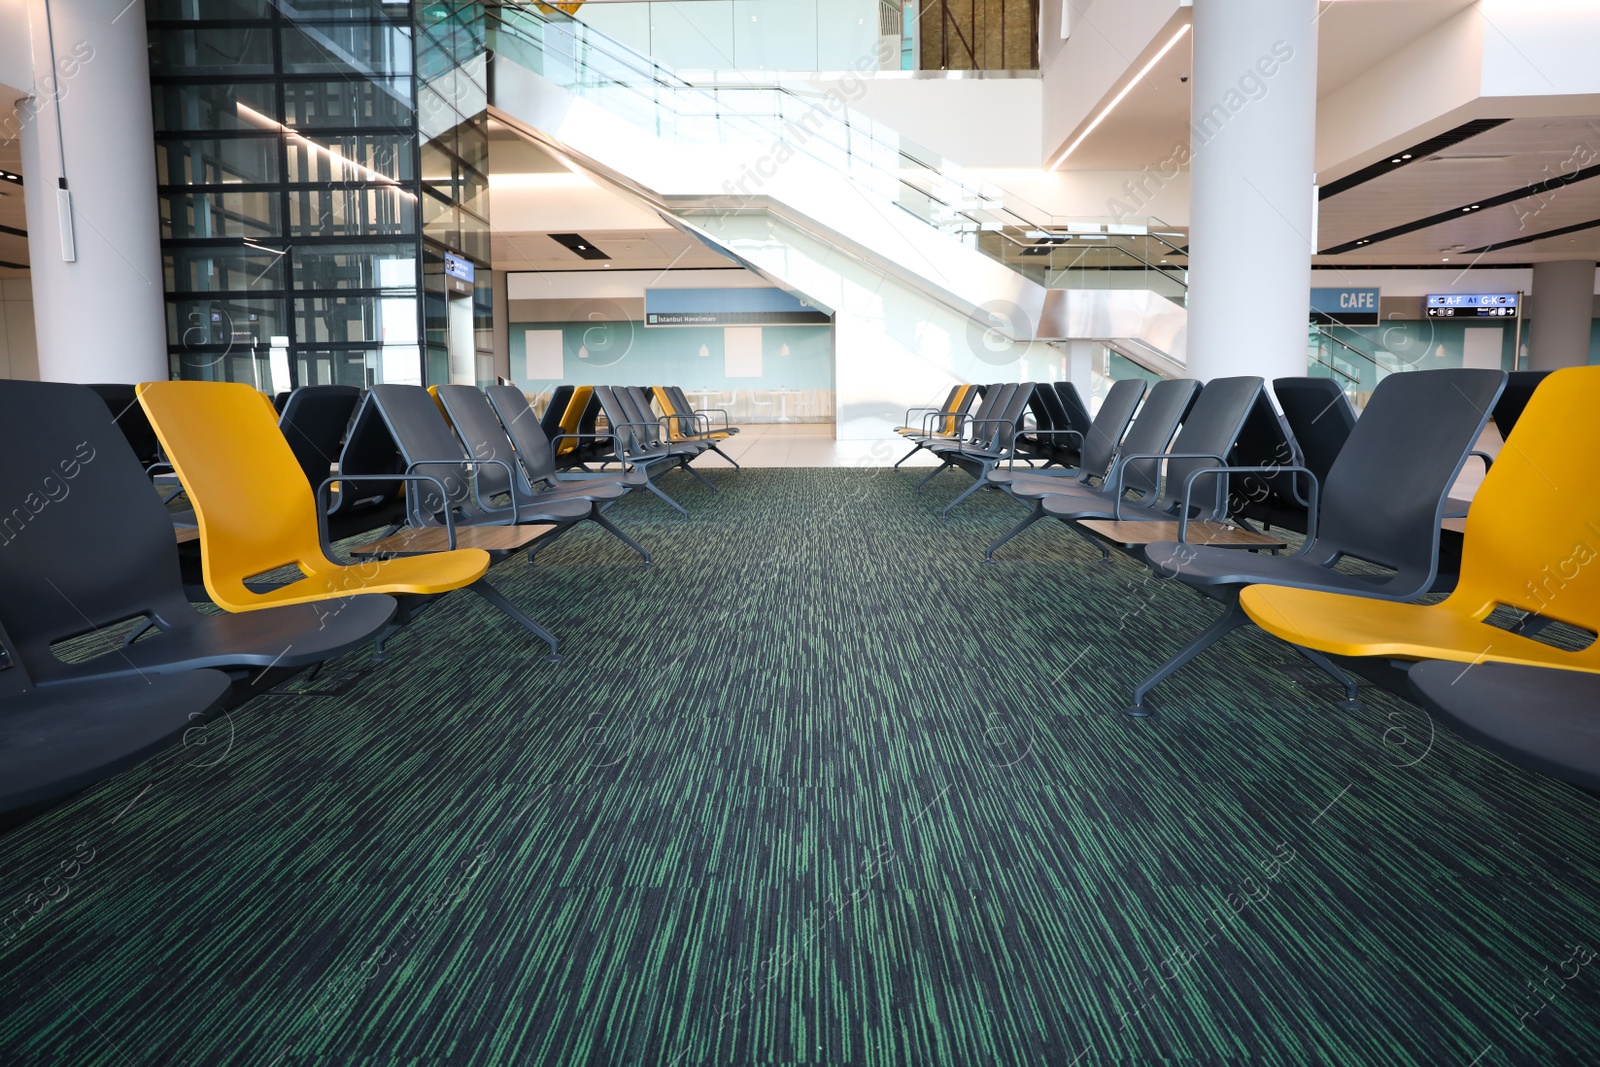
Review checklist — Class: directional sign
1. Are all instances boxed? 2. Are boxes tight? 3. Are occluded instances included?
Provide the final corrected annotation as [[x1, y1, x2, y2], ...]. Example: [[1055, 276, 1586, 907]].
[[1426, 293, 1518, 318]]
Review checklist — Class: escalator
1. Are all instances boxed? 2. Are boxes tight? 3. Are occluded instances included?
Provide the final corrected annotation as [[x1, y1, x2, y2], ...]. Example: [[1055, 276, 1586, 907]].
[[484, 3, 1192, 434]]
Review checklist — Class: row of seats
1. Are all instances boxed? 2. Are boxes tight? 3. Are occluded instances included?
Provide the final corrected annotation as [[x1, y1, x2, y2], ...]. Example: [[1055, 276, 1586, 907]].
[[907, 368, 1598, 789], [0, 378, 739, 818]]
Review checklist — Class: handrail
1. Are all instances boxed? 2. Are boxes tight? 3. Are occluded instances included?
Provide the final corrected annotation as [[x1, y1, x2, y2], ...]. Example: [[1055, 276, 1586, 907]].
[[486, 2, 1183, 274]]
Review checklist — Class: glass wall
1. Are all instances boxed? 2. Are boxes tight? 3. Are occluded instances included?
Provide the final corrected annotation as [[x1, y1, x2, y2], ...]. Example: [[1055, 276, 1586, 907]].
[[149, 0, 494, 389], [576, 0, 886, 72]]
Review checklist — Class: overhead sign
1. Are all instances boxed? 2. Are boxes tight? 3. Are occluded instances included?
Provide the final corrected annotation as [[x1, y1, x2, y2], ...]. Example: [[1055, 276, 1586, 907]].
[[1310, 288, 1381, 327], [645, 287, 830, 327], [1426, 293, 1519, 318], [443, 251, 475, 284]]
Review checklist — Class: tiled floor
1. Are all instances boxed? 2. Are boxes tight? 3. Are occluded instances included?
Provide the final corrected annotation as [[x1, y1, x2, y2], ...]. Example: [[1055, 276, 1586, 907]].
[[697, 422, 941, 468]]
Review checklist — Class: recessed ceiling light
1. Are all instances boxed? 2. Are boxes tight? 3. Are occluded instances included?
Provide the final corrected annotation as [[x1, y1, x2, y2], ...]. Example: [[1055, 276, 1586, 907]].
[[1442, 257, 1451, 262], [1391, 158, 1403, 164]]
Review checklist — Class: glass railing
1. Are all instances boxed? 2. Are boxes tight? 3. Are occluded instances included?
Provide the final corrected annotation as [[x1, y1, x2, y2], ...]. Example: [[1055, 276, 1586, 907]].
[[487, 2, 1188, 297]]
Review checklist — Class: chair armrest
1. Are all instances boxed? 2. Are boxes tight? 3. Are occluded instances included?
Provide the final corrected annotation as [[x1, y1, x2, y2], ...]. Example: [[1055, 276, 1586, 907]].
[[402, 456, 522, 518], [1007, 428, 1084, 471], [694, 406, 734, 431], [1174, 463, 1320, 553], [318, 472, 459, 552], [1108, 452, 1229, 520]]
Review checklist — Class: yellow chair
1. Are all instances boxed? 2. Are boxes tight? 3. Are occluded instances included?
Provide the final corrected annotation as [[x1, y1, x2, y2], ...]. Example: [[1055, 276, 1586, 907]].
[[653, 385, 731, 441], [553, 385, 593, 459], [1242, 366, 1600, 674], [137, 381, 512, 655]]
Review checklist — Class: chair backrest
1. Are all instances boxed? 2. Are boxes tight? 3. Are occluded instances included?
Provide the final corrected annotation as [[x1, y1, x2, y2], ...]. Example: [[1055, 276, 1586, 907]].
[[486, 383, 562, 486], [985, 383, 1035, 452], [139, 381, 331, 598], [593, 386, 646, 455], [1316, 368, 1505, 588], [540, 384, 575, 439], [554, 385, 594, 457], [615, 386, 662, 449], [0, 382, 194, 677], [1154, 376, 1264, 516], [963, 382, 1008, 434], [1492, 370, 1550, 439], [1054, 382, 1093, 437], [366, 384, 482, 522], [335, 391, 407, 512], [278, 385, 361, 496], [1228, 389, 1305, 514], [1113, 378, 1201, 498], [575, 387, 602, 437], [435, 385, 534, 497], [1452, 367, 1600, 635], [86, 383, 163, 468], [1274, 377, 1355, 489], [1029, 382, 1068, 436], [1079, 378, 1145, 479]]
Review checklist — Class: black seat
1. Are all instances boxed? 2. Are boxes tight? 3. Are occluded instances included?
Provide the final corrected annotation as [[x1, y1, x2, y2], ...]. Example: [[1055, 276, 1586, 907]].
[[986, 377, 1198, 563], [668, 385, 740, 436], [0, 381, 398, 686], [434, 384, 652, 564], [1229, 389, 1314, 534], [279, 385, 362, 506], [0, 618, 232, 818], [1407, 661, 1600, 792], [1054, 382, 1093, 439], [1130, 368, 1506, 716], [332, 391, 410, 524], [1492, 370, 1551, 439], [86, 383, 162, 469], [540, 384, 576, 441], [1273, 377, 1355, 492], [1019, 382, 1082, 468]]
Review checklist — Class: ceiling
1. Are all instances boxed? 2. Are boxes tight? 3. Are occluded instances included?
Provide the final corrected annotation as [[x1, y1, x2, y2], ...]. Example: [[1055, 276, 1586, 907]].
[[487, 120, 738, 273], [1057, 0, 1600, 268]]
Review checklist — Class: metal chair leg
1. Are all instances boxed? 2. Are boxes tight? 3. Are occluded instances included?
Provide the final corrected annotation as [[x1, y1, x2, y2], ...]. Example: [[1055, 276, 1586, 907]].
[[893, 443, 924, 469], [468, 578, 561, 663], [709, 443, 741, 470], [1293, 645, 1362, 711], [984, 500, 1045, 563], [681, 459, 720, 493], [940, 475, 987, 518], [916, 462, 951, 490], [1126, 602, 1249, 717], [592, 512, 651, 565], [645, 478, 688, 517], [1067, 520, 1112, 561]]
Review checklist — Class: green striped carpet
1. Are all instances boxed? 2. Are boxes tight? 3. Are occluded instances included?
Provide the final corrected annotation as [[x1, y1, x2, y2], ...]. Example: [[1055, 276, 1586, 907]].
[[1, 467, 1597, 1065]]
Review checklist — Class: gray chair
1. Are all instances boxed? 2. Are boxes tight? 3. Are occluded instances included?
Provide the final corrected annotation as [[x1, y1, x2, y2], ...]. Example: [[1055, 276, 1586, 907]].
[[1, 617, 231, 818], [591, 385, 704, 516], [1035, 376, 1265, 556], [1408, 661, 1600, 792], [986, 377, 1199, 563], [1130, 368, 1506, 717], [435, 384, 651, 564], [988, 377, 1146, 495], [926, 383, 1037, 517]]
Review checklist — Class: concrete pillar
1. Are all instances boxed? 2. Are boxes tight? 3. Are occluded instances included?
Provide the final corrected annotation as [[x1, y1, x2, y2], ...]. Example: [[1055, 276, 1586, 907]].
[[1529, 260, 1597, 371], [1185, 0, 1318, 382], [19, 0, 165, 383], [1065, 338, 1095, 410]]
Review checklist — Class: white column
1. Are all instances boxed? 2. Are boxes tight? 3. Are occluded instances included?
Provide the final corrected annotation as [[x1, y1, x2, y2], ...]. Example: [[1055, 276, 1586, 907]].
[[1185, 0, 1318, 382], [1529, 260, 1597, 371], [1065, 339, 1095, 409], [20, 0, 165, 384]]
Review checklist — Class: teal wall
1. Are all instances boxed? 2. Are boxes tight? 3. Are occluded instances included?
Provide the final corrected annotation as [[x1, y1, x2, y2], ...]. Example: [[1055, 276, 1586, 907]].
[[508, 320, 833, 391]]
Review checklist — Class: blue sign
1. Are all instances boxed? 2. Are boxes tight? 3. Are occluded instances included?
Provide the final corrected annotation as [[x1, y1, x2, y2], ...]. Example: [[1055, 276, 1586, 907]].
[[1310, 288, 1381, 326], [443, 251, 475, 284], [1426, 293, 1518, 318], [644, 287, 830, 327]]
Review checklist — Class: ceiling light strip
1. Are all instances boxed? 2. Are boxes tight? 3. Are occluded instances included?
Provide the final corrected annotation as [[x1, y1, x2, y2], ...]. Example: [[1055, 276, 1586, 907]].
[[1049, 23, 1192, 171], [1321, 160, 1600, 255]]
